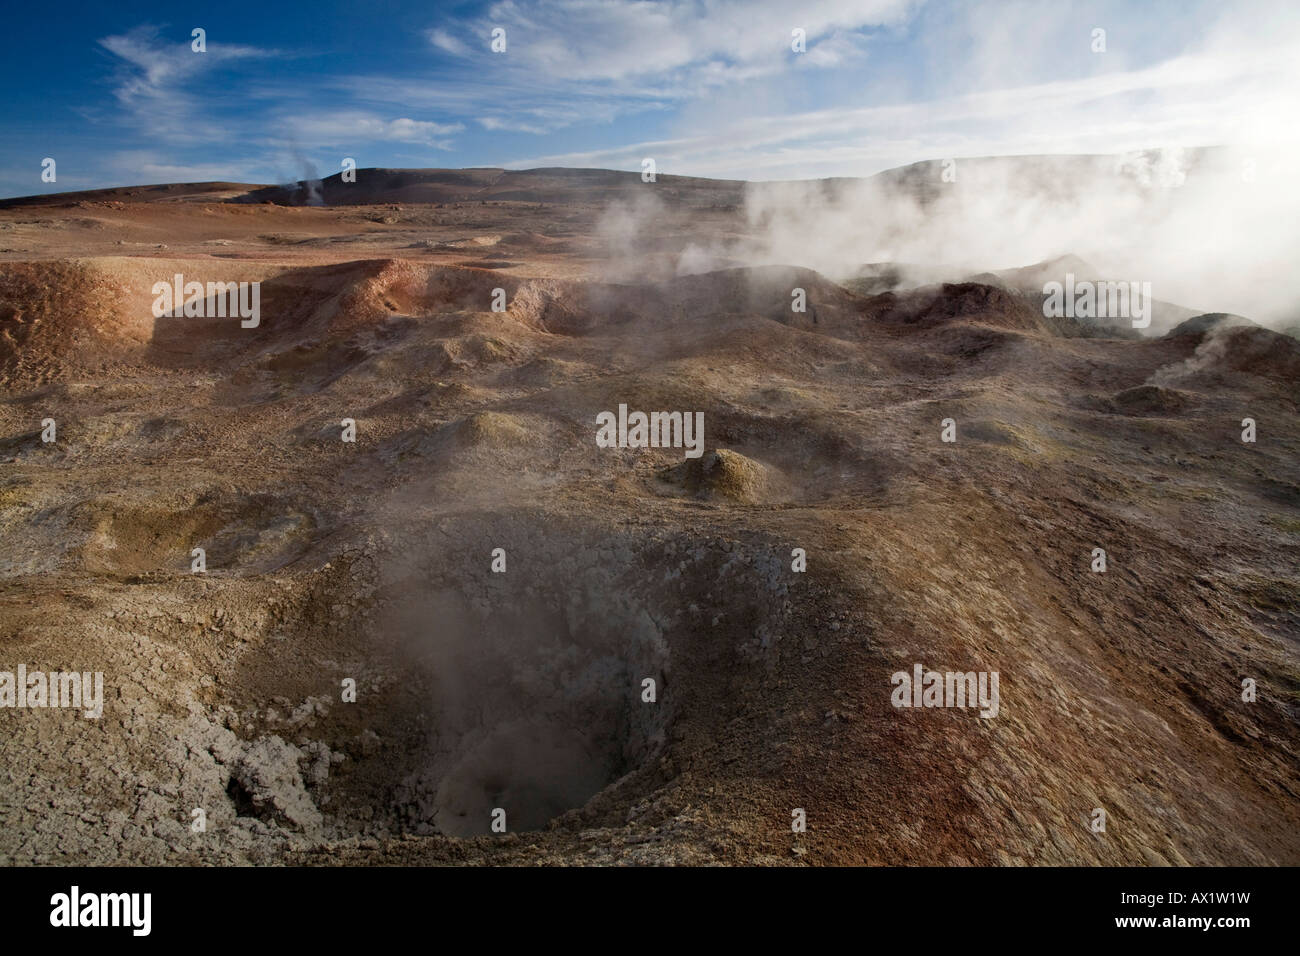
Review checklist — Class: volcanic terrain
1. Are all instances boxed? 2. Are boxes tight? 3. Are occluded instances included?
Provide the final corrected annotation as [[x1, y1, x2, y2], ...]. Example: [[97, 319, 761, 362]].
[[0, 167, 1297, 865]]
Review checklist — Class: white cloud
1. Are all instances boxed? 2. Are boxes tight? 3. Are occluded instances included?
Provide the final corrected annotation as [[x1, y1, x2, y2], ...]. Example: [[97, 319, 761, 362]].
[[451, 0, 910, 82], [428, 29, 471, 57], [478, 116, 551, 135], [799, 30, 870, 68], [279, 113, 464, 150], [97, 25, 283, 141], [497, 6, 1300, 182], [105, 152, 267, 183]]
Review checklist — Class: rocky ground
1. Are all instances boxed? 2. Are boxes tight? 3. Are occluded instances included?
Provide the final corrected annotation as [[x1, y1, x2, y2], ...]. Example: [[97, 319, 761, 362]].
[[0, 169, 1296, 865]]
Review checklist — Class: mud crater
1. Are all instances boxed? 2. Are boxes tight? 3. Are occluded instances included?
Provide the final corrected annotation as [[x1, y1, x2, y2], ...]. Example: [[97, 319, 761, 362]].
[[388, 585, 669, 836]]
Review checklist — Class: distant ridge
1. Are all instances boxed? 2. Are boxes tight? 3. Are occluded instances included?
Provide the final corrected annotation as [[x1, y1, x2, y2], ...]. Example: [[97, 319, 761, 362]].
[[0, 147, 1232, 208]]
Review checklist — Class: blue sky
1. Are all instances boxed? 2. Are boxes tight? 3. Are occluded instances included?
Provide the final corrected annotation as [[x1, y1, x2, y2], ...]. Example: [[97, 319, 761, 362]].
[[2, 0, 1296, 198]]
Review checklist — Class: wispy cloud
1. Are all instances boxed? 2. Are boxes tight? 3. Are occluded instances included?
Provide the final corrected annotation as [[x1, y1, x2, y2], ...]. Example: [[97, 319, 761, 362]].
[[498, 3, 1300, 180], [428, 0, 909, 83], [283, 112, 465, 148], [104, 151, 271, 183], [408, 0, 910, 135], [428, 29, 471, 58], [97, 25, 283, 140]]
